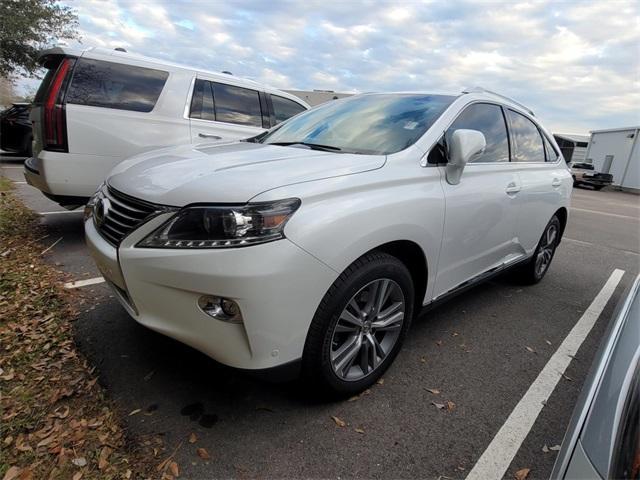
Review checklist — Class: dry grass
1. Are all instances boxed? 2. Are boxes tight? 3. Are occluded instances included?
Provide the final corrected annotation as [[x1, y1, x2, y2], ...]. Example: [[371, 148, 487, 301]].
[[0, 183, 159, 479]]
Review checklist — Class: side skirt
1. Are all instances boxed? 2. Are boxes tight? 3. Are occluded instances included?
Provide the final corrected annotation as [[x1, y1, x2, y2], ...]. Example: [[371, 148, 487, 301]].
[[419, 256, 531, 316]]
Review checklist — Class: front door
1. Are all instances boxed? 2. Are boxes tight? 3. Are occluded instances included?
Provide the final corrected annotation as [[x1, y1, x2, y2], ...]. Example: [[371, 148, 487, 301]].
[[433, 102, 523, 298]]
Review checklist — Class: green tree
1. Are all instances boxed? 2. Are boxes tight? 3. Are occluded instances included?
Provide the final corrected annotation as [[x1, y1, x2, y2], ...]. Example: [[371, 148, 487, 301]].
[[0, 0, 79, 78]]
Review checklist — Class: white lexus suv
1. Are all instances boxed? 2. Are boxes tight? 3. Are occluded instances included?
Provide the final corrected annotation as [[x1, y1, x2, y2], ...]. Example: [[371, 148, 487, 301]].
[[85, 89, 572, 395]]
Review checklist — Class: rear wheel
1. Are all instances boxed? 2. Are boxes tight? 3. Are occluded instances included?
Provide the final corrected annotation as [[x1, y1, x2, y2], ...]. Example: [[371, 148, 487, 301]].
[[593, 185, 604, 191], [513, 215, 561, 284], [302, 252, 414, 396]]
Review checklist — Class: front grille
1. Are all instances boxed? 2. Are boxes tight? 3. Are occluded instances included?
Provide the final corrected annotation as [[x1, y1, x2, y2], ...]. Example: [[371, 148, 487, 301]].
[[96, 186, 162, 246]]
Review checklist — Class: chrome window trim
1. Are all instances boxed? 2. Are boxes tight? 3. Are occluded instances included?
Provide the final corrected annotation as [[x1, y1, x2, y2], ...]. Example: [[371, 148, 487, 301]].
[[421, 99, 564, 167]]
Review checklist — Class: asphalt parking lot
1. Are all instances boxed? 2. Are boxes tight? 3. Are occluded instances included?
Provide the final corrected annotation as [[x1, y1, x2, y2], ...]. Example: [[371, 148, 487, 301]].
[[2, 154, 639, 479]]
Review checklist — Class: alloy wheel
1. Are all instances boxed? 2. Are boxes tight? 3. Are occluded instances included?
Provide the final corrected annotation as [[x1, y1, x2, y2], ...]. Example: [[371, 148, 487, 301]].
[[330, 278, 405, 381], [535, 223, 558, 277]]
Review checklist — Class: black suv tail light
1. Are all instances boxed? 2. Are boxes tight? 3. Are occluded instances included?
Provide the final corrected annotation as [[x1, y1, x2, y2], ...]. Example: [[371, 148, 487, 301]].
[[43, 57, 75, 152]]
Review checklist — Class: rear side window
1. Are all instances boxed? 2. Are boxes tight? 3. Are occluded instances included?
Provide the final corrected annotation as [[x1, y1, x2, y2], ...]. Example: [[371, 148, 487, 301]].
[[271, 95, 306, 124], [189, 79, 215, 121], [189, 80, 263, 127], [211, 82, 262, 127], [446, 103, 510, 163], [65, 59, 168, 112], [507, 109, 546, 162]]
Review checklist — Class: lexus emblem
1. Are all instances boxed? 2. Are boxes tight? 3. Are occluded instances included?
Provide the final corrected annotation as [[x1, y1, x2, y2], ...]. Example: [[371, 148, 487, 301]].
[[94, 196, 111, 227]]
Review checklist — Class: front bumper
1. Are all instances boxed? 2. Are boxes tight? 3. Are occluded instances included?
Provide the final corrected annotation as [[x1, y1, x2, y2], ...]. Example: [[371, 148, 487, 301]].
[[85, 214, 337, 370]]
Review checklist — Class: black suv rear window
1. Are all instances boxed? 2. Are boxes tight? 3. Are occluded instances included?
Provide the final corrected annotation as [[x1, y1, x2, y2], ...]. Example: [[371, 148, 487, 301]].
[[65, 58, 168, 112]]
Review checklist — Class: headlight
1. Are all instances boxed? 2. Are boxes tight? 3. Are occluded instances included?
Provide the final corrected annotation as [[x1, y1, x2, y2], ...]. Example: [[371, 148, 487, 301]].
[[137, 198, 301, 248], [84, 184, 105, 221]]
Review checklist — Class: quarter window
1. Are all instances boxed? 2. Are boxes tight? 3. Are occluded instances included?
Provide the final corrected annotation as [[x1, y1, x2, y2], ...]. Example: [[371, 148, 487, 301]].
[[507, 110, 546, 163], [543, 135, 559, 162], [211, 82, 262, 127], [446, 103, 510, 163], [66, 59, 168, 112], [271, 95, 306, 124]]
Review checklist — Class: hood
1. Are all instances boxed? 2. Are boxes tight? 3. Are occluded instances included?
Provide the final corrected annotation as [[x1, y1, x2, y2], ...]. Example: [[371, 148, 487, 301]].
[[107, 142, 385, 205]]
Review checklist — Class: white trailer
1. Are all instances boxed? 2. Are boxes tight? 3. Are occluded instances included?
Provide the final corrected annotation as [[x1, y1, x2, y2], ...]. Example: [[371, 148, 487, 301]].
[[585, 126, 640, 192]]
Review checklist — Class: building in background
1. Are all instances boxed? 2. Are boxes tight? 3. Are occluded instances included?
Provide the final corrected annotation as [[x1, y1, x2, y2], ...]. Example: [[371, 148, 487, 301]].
[[553, 133, 590, 163], [284, 89, 352, 106], [585, 126, 640, 192]]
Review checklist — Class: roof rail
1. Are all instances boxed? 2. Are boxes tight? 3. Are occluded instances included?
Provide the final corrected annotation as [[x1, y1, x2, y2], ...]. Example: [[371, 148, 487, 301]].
[[462, 87, 534, 116]]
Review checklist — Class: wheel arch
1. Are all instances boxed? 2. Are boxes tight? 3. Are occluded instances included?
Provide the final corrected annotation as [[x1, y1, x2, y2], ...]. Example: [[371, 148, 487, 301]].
[[368, 240, 428, 312], [554, 207, 568, 244]]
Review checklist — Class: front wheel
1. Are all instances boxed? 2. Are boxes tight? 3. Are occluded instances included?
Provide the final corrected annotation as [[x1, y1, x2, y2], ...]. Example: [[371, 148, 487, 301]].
[[513, 215, 561, 284], [302, 252, 414, 397]]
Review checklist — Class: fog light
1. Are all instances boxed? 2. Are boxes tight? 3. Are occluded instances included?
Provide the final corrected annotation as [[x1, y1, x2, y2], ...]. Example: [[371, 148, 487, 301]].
[[198, 295, 243, 323]]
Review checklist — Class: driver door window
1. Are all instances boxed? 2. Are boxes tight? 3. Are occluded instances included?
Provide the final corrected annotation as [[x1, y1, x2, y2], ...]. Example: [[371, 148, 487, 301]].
[[445, 103, 510, 163]]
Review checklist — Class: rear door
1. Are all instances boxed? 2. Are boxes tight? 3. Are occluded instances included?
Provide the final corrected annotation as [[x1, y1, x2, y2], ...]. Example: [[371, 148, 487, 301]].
[[434, 102, 523, 298], [188, 78, 266, 143], [506, 109, 571, 255]]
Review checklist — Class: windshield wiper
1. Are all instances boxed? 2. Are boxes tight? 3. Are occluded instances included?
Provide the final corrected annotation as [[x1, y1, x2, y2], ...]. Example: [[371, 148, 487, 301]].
[[268, 141, 342, 152]]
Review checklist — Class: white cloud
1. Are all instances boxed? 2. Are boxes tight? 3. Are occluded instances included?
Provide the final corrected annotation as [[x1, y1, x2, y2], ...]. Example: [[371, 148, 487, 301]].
[[15, 0, 640, 132]]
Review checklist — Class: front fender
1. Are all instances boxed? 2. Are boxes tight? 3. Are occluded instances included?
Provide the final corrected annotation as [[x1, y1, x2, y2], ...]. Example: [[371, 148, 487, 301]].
[[254, 162, 445, 304]]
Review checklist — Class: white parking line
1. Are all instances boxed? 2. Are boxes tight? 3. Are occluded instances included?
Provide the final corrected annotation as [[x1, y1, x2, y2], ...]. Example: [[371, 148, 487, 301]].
[[64, 277, 105, 289], [466, 268, 625, 480], [564, 237, 640, 256], [40, 210, 83, 215], [570, 207, 639, 221]]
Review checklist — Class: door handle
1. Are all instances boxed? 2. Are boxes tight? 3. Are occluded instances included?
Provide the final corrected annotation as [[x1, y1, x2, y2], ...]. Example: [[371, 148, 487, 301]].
[[198, 133, 222, 139], [505, 182, 521, 195], [552, 178, 562, 187]]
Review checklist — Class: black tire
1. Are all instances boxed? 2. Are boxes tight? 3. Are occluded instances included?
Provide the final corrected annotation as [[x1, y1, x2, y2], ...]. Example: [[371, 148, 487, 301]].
[[302, 251, 414, 397], [513, 215, 561, 285], [593, 185, 604, 191]]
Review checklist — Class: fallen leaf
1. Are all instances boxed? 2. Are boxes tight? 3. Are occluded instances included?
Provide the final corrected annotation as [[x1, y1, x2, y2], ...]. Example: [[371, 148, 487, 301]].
[[72, 472, 82, 480], [128, 408, 141, 416], [347, 395, 359, 402], [2, 467, 21, 480], [168, 461, 179, 476], [143, 370, 155, 381], [432, 401, 445, 409], [446, 401, 456, 412], [525, 346, 536, 354], [376, 378, 384, 385], [98, 446, 112, 470], [426, 388, 440, 395], [452, 332, 459, 337], [188, 433, 197, 444], [549, 445, 561, 451], [436, 340, 443, 346], [54, 406, 70, 419], [514, 468, 530, 480], [542, 444, 549, 453], [71, 457, 87, 467], [420, 357, 427, 363], [562, 374, 573, 382], [354, 428, 365, 434], [545, 340, 552, 345], [331, 416, 346, 427], [197, 447, 210, 459], [255, 405, 274, 412]]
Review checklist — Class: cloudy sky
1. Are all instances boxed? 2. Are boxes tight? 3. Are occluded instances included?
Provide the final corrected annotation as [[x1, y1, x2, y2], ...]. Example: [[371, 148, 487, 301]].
[[25, 0, 640, 132]]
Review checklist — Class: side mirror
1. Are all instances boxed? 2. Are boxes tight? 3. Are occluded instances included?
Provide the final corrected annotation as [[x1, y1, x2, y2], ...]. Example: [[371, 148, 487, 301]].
[[445, 129, 486, 185]]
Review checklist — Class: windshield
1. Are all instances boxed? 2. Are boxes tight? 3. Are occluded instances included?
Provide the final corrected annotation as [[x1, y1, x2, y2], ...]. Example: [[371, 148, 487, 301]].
[[259, 93, 456, 155]]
